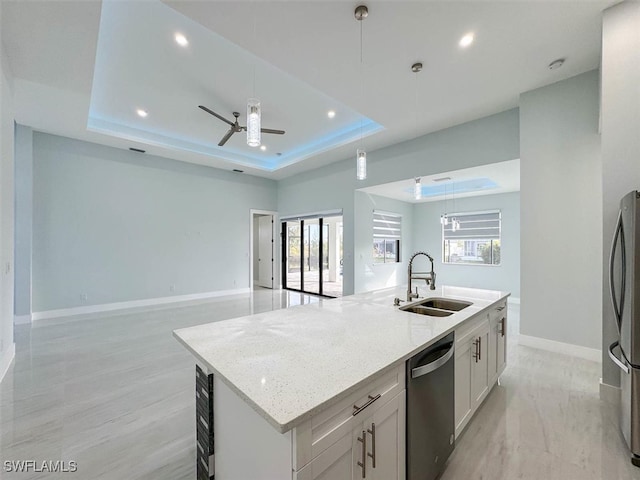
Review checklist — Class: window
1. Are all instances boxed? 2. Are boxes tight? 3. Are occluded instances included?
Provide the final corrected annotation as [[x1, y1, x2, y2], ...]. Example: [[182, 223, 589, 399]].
[[373, 211, 401, 263], [443, 210, 501, 265]]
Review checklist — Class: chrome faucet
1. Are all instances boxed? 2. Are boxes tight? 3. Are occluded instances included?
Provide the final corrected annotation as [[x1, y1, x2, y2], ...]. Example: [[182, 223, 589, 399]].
[[407, 251, 437, 301]]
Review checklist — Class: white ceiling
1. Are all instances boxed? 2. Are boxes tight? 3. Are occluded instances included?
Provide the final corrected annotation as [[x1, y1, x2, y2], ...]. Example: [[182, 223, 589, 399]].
[[358, 159, 520, 203], [2, 1, 613, 180]]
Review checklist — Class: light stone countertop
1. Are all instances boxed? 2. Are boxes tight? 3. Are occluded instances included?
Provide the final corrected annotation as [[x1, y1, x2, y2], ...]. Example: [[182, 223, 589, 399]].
[[173, 284, 510, 433]]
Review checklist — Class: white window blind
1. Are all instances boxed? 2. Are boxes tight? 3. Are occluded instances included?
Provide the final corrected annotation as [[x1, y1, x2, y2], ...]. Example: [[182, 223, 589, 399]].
[[443, 211, 500, 240], [373, 211, 401, 263], [373, 212, 402, 240]]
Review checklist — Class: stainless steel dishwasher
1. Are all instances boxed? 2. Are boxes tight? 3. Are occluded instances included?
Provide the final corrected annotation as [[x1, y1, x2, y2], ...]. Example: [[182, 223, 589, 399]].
[[406, 331, 455, 480]]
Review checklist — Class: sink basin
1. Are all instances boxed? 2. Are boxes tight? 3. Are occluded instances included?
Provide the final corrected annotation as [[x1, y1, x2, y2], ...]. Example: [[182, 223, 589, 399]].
[[400, 305, 453, 317], [399, 297, 472, 317], [416, 298, 472, 312]]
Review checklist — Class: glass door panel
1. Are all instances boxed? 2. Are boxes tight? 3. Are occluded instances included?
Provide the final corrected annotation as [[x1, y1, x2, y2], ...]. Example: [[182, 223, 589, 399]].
[[285, 221, 301, 291], [304, 219, 320, 295]]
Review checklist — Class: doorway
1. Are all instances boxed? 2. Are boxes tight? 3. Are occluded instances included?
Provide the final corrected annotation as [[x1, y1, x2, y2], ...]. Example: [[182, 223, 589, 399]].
[[251, 210, 276, 290], [282, 213, 343, 298]]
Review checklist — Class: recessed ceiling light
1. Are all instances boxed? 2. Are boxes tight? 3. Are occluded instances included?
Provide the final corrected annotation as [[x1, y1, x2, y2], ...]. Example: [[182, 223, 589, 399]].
[[175, 33, 188, 47], [136, 109, 148, 118], [260, 145, 267, 151], [327, 110, 336, 119], [459, 33, 474, 48], [548, 58, 565, 70]]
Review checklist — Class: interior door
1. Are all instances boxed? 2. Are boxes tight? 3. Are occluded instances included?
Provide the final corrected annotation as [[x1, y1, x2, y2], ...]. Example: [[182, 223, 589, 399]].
[[258, 215, 273, 288]]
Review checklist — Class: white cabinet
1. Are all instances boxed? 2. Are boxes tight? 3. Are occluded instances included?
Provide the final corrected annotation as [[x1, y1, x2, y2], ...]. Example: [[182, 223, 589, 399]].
[[454, 314, 491, 438], [471, 321, 490, 405], [362, 390, 405, 480], [295, 390, 406, 480], [454, 331, 473, 435], [295, 430, 356, 480], [293, 365, 406, 480], [488, 301, 508, 385], [497, 314, 507, 376]]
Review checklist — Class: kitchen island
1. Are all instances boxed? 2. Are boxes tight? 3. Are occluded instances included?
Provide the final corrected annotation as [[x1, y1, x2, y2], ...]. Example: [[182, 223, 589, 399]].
[[174, 284, 509, 480]]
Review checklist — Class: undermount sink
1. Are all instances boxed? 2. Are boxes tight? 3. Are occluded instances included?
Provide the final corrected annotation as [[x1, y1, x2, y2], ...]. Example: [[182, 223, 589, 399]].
[[400, 305, 453, 317], [416, 298, 472, 312], [399, 297, 472, 317]]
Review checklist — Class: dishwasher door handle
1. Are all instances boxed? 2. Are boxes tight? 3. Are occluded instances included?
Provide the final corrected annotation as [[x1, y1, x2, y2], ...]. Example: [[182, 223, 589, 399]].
[[411, 344, 455, 378]]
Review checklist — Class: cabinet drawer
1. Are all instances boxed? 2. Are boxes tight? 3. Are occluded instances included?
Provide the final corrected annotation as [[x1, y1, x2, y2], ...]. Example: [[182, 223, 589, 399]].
[[488, 300, 507, 323], [293, 364, 405, 471], [456, 313, 488, 346]]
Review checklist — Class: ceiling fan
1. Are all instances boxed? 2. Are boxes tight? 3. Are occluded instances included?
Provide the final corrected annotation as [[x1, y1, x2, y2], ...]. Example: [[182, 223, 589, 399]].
[[198, 105, 285, 147]]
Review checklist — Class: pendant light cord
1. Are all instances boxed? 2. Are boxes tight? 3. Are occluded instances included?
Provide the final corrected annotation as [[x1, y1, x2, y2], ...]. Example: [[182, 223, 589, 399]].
[[359, 16, 363, 150], [253, 5, 257, 97]]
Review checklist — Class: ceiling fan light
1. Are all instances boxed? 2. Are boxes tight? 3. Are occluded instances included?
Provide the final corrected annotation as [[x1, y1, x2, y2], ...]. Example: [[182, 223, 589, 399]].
[[356, 149, 367, 180], [247, 98, 261, 147]]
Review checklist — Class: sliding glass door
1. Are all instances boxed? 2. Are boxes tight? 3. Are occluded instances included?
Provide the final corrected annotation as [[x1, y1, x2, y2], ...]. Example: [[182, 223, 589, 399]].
[[282, 214, 342, 297]]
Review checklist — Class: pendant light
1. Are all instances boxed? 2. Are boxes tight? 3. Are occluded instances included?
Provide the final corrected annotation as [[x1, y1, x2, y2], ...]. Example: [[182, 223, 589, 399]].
[[247, 98, 261, 147], [355, 5, 368, 180], [414, 177, 422, 200]]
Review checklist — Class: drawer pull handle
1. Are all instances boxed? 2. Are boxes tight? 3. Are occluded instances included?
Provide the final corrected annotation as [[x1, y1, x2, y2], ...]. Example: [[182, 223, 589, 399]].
[[499, 318, 506, 337], [497, 305, 506, 311], [357, 430, 366, 478], [353, 394, 381, 416]]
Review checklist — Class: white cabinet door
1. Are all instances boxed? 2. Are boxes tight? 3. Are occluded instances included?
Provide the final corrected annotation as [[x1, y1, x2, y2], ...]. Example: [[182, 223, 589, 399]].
[[497, 315, 507, 376], [471, 322, 490, 406], [294, 429, 355, 480], [488, 314, 499, 385], [365, 390, 406, 480], [454, 336, 473, 437]]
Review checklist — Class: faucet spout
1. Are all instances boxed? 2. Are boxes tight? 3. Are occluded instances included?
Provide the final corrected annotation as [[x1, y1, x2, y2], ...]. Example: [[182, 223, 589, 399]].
[[407, 251, 437, 301]]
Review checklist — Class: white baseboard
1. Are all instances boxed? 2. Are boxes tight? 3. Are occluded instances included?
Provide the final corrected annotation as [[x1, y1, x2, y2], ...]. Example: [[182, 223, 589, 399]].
[[0, 343, 16, 384], [508, 297, 520, 305], [14, 314, 32, 325], [518, 334, 601, 362], [31, 288, 251, 321], [599, 378, 621, 405]]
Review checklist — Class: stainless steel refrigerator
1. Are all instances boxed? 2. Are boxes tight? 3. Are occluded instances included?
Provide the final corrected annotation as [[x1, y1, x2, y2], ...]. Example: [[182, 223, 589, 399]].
[[609, 190, 640, 466]]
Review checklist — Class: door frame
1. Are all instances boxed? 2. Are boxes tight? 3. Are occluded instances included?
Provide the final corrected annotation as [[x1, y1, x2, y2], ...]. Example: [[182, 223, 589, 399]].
[[250, 209, 278, 291]]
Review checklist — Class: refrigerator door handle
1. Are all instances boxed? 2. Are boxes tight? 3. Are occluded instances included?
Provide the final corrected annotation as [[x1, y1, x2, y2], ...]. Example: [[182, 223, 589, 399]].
[[609, 209, 626, 333], [609, 341, 630, 374]]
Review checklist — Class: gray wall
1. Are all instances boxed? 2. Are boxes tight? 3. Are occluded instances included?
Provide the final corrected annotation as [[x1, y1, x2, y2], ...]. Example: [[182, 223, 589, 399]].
[[520, 70, 602, 350], [278, 109, 520, 295], [601, 3, 640, 387], [354, 192, 413, 293], [412, 192, 520, 298], [14, 124, 31, 317], [31, 133, 277, 312], [0, 8, 15, 375]]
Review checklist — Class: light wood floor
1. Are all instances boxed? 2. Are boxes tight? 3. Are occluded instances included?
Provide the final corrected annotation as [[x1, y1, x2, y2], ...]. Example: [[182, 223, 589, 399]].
[[0, 291, 637, 479]]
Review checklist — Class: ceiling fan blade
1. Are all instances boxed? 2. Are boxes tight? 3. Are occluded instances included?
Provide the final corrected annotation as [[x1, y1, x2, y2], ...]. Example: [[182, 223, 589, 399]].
[[218, 127, 236, 146], [199, 105, 234, 127], [261, 128, 285, 135]]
